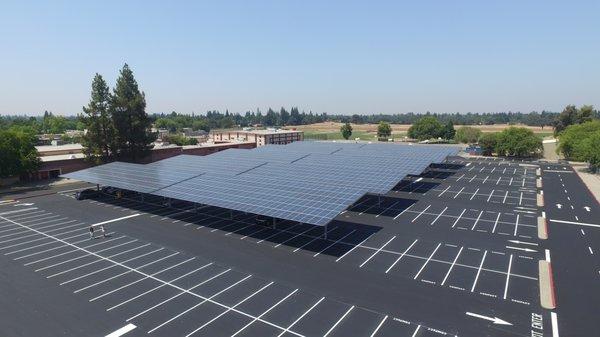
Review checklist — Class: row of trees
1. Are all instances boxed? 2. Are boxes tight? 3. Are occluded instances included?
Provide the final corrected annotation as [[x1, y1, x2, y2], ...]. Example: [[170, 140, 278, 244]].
[[81, 64, 155, 163], [557, 120, 600, 171], [0, 126, 40, 178]]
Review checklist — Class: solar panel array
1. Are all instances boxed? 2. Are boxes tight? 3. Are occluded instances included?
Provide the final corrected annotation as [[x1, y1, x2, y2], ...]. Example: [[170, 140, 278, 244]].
[[63, 141, 458, 226]]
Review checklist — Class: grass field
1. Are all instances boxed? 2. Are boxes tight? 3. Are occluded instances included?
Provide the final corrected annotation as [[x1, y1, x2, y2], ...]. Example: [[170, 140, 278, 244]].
[[292, 122, 554, 140]]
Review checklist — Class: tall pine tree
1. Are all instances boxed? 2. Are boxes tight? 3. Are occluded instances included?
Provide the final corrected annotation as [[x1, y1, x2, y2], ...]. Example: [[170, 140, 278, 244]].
[[110, 64, 154, 162], [82, 73, 113, 164]]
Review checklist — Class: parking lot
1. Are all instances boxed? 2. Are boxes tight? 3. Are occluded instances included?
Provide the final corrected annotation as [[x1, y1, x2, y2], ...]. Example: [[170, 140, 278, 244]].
[[2, 155, 597, 336]]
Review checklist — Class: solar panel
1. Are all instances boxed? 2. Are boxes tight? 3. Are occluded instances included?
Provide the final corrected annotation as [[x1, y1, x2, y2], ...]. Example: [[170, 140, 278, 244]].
[[62, 141, 458, 226]]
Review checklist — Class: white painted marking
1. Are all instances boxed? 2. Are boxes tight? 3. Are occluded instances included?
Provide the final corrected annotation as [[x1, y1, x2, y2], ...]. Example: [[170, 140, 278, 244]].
[[453, 187, 465, 199], [188, 282, 275, 337], [273, 297, 325, 337], [584, 206, 591, 212], [549, 219, 600, 228], [360, 236, 396, 268], [451, 209, 466, 228], [107, 263, 214, 311], [335, 233, 374, 262], [441, 246, 463, 286], [313, 230, 356, 257], [505, 246, 537, 253], [508, 240, 538, 246], [148, 275, 253, 333], [580, 229, 585, 236], [0, 208, 38, 216], [471, 211, 483, 230], [513, 214, 520, 236], [413, 243, 441, 279], [502, 191, 509, 204], [430, 207, 447, 226], [503, 255, 513, 299], [105, 323, 136, 337], [385, 239, 418, 274], [91, 214, 141, 228], [410, 325, 421, 337], [369, 315, 388, 337], [491, 213, 501, 234], [470, 188, 479, 201], [437, 186, 451, 197], [589, 246, 594, 255], [411, 205, 431, 223], [393, 204, 414, 220], [545, 249, 551, 262], [470, 251, 487, 292], [551, 312, 559, 337], [323, 306, 355, 337], [465, 312, 512, 325], [487, 189, 495, 202]]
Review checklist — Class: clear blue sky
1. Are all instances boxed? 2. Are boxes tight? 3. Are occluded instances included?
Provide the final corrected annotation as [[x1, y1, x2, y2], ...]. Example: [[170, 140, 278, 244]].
[[1, 0, 598, 116]]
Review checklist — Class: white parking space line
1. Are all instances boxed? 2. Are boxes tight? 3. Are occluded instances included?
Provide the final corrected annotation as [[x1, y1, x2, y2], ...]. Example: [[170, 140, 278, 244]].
[[257, 223, 303, 244], [323, 305, 355, 337], [5, 232, 90, 256], [360, 236, 396, 268], [513, 214, 520, 236], [470, 251, 488, 292], [126, 269, 232, 321], [148, 275, 253, 334], [293, 227, 339, 253], [451, 209, 466, 228], [551, 312, 560, 337], [0, 208, 38, 216], [502, 191, 509, 204], [105, 323, 136, 337], [82, 250, 176, 297], [411, 324, 421, 337], [23, 236, 126, 265], [107, 263, 214, 311], [369, 315, 388, 337], [437, 186, 451, 197], [188, 282, 276, 337], [413, 243, 441, 280], [487, 189, 495, 202], [275, 226, 317, 248], [275, 297, 325, 337], [441, 246, 463, 286], [385, 239, 418, 274], [470, 188, 479, 201], [411, 205, 431, 223], [393, 204, 414, 220], [0, 214, 302, 336], [45, 242, 146, 277], [492, 213, 501, 233], [471, 211, 483, 230], [230, 288, 298, 337], [36, 239, 138, 273], [335, 233, 374, 262], [430, 207, 447, 226], [314, 230, 356, 257], [503, 255, 513, 299], [453, 187, 465, 199]]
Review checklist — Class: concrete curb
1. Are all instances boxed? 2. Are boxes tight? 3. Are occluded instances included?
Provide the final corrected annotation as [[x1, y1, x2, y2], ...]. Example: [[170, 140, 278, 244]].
[[536, 178, 542, 188], [537, 192, 544, 207], [539, 260, 557, 309], [537, 216, 548, 240]]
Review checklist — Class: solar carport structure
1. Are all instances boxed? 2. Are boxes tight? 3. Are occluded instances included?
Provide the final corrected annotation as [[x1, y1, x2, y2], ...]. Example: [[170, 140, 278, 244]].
[[62, 142, 458, 237]]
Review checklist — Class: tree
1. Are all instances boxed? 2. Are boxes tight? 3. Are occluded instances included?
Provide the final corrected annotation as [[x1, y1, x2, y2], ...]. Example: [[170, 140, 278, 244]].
[[554, 105, 579, 135], [478, 133, 497, 156], [576, 105, 595, 124], [279, 107, 290, 125], [557, 120, 600, 161], [581, 131, 600, 172], [407, 116, 444, 140], [340, 123, 353, 140], [264, 108, 279, 126], [110, 64, 155, 162], [454, 126, 482, 143], [81, 73, 113, 163], [0, 127, 40, 178], [377, 121, 392, 140], [495, 127, 543, 157], [442, 121, 456, 140]]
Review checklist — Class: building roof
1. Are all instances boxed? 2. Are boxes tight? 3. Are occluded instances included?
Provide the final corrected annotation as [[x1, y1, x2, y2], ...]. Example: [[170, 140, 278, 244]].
[[39, 153, 85, 162], [212, 129, 302, 135], [36, 143, 84, 154]]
